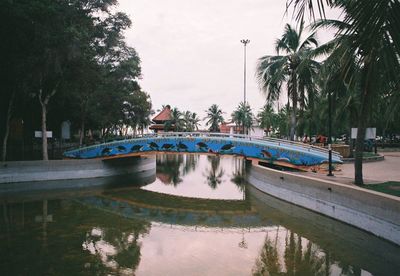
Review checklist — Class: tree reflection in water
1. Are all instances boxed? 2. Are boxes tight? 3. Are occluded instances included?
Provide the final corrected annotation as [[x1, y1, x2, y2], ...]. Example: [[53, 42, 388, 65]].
[[252, 229, 330, 276], [0, 200, 151, 275], [156, 154, 184, 186], [204, 155, 224, 189], [156, 154, 199, 186], [252, 228, 367, 276], [231, 157, 246, 194]]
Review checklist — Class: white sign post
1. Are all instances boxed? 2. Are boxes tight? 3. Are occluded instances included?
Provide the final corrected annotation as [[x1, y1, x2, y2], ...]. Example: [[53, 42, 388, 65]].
[[35, 131, 53, 138], [351, 128, 376, 139]]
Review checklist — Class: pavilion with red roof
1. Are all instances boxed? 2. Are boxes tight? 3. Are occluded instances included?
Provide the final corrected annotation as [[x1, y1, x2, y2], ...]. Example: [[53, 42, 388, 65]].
[[149, 105, 175, 133]]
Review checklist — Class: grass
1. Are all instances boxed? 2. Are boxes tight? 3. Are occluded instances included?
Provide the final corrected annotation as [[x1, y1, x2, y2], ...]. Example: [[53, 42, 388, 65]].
[[363, 181, 400, 197], [362, 152, 379, 158]]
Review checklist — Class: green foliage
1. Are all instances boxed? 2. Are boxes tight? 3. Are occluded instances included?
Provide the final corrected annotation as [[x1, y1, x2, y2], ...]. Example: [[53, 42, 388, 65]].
[[256, 21, 320, 140], [162, 107, 201, 132], [0, 0, 152, 157], [204, 104, 225, 132], [232, 102, 254, 134]]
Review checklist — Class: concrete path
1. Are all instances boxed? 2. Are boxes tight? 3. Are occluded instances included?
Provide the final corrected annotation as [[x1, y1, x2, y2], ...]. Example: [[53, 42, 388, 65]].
[[299, 151, 400, 185]]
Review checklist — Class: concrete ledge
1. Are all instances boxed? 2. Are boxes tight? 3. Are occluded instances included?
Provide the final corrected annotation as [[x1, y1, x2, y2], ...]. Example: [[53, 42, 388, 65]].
[[342, 154, 384, 163], [247, 164, 400, 245], [0, 156, 156, 184]]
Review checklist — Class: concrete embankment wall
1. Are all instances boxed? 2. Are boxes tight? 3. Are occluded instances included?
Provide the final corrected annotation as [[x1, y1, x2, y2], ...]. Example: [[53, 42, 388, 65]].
[[247, 164, 400, 245], [0, 157, 156, 193]]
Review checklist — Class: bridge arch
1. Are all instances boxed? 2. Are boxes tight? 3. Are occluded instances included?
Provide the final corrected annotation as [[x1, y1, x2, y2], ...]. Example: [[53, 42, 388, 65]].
[[64, 133, 342, 171]]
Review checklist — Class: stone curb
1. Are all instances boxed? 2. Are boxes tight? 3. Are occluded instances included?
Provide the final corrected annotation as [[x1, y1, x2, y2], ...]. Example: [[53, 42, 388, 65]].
[[342, 154, 384, 163]]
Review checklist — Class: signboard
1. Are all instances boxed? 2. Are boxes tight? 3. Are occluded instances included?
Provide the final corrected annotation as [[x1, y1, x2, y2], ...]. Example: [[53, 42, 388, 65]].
[[61, 121, 71, 139], [35, 131, 53, 138], [351, 128, 376, 139]]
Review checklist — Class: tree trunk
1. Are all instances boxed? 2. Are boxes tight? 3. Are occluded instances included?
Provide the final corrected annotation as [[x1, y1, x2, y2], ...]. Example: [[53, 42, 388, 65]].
[[1, 91, 15, 162], [40, 102, 48, 161], [354, 57, 373, 185], [38, 82, 59, 161], [79, 119, 85, 147], [289, 78, 298, 141]]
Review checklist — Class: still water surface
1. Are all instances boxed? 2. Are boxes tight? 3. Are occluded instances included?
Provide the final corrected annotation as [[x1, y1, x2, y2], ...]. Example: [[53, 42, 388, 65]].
[[1, 154, 399, 275]]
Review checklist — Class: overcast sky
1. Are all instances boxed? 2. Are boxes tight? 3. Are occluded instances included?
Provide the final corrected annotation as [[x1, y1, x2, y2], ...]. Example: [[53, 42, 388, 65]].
[[117, 0, 337, 128]]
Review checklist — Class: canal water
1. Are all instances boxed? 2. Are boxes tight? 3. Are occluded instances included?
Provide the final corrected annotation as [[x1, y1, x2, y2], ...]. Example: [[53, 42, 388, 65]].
[[1, 154, 399, 275]]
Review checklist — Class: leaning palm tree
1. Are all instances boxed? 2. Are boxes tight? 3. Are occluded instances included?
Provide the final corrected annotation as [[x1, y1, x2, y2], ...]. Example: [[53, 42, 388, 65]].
[[256, 21, 320, 141], [204, 104, 225, 132]]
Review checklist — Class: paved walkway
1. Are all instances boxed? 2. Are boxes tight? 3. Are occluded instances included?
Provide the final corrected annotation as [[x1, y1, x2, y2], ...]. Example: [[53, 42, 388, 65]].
[[299, 151, 400, 185]]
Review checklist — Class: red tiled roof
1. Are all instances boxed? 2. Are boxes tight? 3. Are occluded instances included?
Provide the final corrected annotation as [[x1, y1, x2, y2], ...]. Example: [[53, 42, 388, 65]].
[[149, 124, 175, 130], [152, 107, 172, 122]]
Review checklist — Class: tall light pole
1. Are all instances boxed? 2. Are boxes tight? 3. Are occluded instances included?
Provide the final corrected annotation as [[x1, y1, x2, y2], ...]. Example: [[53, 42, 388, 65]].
[[240, 39, 250, 135], [240, 39, 250, 104]]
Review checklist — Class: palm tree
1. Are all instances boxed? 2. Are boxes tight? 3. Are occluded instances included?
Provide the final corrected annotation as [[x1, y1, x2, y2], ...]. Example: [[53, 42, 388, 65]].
[[232, 102, 254, 134], [190, 112, 201, 131], [204, 104, 224, 132], [287, 1, 400, 185], [183, 111, 201, 131], [170, 107, 184, 132], [256, 21, 320, 141], [258, 104, 278, 136]]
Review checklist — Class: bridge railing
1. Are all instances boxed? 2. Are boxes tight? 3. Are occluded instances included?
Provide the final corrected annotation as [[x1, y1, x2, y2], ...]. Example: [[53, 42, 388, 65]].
[[126, 132, 341, 157]]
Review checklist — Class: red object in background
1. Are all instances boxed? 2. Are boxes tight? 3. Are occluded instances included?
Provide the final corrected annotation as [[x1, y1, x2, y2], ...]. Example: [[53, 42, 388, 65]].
[[316, 135, 327, 144]]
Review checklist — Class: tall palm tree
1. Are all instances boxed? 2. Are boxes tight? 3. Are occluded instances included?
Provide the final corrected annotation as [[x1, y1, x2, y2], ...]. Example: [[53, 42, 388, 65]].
[[256, 21, 320, 141], [204, 104, 224, 132]]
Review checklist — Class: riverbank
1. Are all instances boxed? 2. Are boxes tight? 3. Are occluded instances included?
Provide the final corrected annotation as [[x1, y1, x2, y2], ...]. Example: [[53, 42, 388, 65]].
[[247, 163, 400, 245], [0, 157, 156, 193]]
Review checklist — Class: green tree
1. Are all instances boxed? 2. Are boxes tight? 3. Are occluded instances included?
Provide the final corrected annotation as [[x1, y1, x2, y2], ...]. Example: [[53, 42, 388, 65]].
[[204, 104, 225, 132], [123, 91, 153, 137], [256, 22, 320, 141], [182, 111, 200, 132], [292, 0, 400, 184], [232, 102, 254, 134], [0, 0, 143, 159], [170, 108, 184, 132], [258, 104, 278, 136]]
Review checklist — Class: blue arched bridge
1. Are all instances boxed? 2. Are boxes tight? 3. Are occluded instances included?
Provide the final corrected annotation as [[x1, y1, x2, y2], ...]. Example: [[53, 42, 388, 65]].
[[64, 132, 342, 171]]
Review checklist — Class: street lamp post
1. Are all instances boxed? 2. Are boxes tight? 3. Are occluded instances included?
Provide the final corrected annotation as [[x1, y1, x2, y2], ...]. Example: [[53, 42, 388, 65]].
[[240, 39, 250, 135], [240, 39, 250, 104]]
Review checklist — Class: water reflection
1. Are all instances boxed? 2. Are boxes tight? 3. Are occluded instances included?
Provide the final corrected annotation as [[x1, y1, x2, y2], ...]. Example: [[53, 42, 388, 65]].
[[252, 229, 371, 276], [1, 199, 151, 275], [1, 154, 400, 275], [146, 154, 246, 200], [156, 154, 185, 185], [204, 156, 224, 189]]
